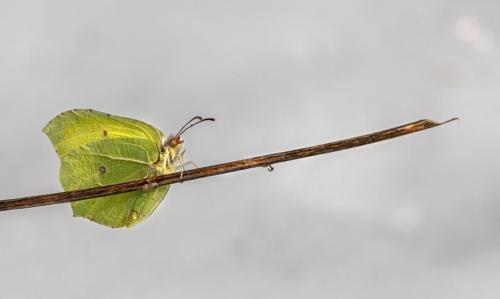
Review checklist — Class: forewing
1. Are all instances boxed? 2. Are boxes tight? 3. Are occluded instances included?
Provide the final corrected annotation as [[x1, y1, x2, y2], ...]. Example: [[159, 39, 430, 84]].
[[61, 138, 170, 227], [43, 109, 164, 160]]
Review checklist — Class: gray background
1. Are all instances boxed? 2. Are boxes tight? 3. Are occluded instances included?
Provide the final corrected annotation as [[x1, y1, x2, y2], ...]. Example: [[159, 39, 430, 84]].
[[0, 0, 498, 298]]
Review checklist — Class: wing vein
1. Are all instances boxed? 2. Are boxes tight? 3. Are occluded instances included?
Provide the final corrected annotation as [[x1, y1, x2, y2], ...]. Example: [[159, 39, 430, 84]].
[[78, 153, 149, 165]]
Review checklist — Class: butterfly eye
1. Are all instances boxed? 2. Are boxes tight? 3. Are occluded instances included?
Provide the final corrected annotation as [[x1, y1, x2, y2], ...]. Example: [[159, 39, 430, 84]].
[[168, 136, 183, 148]]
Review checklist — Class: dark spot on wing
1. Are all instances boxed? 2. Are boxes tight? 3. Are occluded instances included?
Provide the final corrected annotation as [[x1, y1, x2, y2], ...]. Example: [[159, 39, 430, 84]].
[[99, 165, 107, 174], [103, 130, 108, 137]]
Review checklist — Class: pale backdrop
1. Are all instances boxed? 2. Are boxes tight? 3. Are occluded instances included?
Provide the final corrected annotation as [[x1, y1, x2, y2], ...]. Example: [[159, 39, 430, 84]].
[[0, 0, 498, 298]]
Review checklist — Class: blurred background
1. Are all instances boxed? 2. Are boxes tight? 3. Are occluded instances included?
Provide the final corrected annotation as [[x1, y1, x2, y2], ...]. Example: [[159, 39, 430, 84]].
[[0, 0, 498, 298]]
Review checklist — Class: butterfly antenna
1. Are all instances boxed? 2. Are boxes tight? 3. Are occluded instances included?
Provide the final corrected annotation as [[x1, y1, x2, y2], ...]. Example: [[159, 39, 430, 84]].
[[175, 116, 215, 137], [174, 116, 203, 137]]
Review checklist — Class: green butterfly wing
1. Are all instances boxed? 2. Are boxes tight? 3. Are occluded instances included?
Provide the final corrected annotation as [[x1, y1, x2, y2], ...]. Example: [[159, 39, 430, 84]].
[[43, 109, 164, 159], [43, 109, 174, 228]]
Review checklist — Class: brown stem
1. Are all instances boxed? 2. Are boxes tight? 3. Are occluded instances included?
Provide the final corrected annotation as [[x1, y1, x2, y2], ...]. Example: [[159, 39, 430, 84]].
[[0, 118, 457, 211]]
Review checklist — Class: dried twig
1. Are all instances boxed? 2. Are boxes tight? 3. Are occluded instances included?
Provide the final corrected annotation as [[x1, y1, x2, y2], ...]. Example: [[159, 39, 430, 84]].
[[0, 118, 457, 211]]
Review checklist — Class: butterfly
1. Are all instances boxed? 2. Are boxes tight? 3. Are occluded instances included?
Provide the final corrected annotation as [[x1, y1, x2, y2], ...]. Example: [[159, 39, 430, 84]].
[[43, 109, 213, 228]]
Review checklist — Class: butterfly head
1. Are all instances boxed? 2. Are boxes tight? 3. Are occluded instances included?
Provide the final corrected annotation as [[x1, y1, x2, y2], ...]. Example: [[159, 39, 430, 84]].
[[166, 135, 184, 148], [161, 116, 215, 166], [162, 134, 184, 160], [163, 133, 183, 155]]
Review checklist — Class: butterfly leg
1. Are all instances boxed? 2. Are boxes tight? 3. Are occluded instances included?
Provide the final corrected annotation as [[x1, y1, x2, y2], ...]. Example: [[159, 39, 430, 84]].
[[143, 165, 159, 190], [174, 150, 199, 169], [176, 150, 196, 178], [178, 151, 186, 179], [182, 160, 199, 169], [172, 149, 185, 165]]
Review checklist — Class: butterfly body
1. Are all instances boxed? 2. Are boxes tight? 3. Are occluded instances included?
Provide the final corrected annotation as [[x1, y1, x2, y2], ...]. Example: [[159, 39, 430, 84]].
[[43, 109, 182, 228]]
